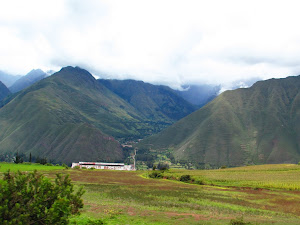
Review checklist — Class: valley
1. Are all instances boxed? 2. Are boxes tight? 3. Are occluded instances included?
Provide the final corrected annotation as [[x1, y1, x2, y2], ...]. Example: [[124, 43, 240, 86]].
[[1, 66, 300, 169]]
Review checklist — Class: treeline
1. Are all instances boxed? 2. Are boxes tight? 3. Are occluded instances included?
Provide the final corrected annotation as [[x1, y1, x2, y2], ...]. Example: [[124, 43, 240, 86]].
[[135, 147, 226, 170], [0, 152, 65, 166]]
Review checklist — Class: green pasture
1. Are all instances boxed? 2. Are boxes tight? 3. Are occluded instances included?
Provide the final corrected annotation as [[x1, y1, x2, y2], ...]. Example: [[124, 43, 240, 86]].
[[160, 164, 300, 190], [0, 162, 65, 173]]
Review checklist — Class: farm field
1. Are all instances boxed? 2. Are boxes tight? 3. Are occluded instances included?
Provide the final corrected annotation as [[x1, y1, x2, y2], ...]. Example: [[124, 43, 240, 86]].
[[0, 162, 65, 172], [161, 164, 300, 190], [1, 164, 300, 224]]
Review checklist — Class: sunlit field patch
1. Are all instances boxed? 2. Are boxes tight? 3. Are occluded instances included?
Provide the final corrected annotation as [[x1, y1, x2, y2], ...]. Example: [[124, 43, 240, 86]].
[[162, 164, 300, 190], [0, 162, 65, 173]]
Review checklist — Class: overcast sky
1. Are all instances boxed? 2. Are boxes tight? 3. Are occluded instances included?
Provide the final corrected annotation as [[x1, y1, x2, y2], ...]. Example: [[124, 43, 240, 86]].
[[1, 0, 300, 89]]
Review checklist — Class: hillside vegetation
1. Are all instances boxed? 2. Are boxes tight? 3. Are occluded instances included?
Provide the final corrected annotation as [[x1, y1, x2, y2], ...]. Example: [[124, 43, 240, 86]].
[[0, 66, 196, 164], [140, 76, 300, 167], [99, 79, 197, 122]]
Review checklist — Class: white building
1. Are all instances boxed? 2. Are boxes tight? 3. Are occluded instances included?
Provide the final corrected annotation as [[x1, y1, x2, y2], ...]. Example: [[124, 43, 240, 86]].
[[71, 162, 135, 171]]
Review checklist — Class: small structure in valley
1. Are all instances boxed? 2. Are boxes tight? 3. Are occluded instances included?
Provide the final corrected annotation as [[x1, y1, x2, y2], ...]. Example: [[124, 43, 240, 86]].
[[71, 162, 135, 171]]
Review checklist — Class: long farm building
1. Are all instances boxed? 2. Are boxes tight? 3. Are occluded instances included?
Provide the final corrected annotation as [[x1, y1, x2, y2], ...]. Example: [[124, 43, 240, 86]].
[[71, 162, 135, 171]]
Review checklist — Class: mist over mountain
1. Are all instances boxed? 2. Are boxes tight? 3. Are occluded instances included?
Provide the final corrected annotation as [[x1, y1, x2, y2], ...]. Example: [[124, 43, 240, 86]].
[[0, 71, 21, 87], [9, 69, 48, 93], [0, 81, 10, 101], [99, 79, 197, 122], [175, 84, 221, 107], [139, 75, 300, 167]]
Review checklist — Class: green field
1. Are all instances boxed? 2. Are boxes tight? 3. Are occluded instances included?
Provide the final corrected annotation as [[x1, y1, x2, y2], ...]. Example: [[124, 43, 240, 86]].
[[1, 163, 300, 224], [160, 164, 300, 190], [0, 162, 65, 172]]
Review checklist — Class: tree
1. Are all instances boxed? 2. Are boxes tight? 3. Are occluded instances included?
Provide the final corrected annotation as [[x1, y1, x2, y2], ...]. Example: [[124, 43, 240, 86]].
[[13, 152, 23, 164], [36, 156, 47, 165], [0, 170, 85, 224], [157, 162, 169, 171]]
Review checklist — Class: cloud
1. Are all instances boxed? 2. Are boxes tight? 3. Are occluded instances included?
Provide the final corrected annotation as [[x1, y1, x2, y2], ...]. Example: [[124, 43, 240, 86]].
[[1, 0, 300, 88]]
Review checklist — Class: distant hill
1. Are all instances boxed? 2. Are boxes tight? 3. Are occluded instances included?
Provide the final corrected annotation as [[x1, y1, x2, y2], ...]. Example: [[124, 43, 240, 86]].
[[0, 81, 11, 101], [0, 71, 21, 87], [175, 84, 220, 107], [139, 76, 300, 167], [99, 79, 197, 122], [0, 67, 197, 164], [9, 69, 48, 93]]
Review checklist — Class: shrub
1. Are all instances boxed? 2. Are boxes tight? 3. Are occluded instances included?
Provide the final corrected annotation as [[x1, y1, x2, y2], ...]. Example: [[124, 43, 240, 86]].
[[148, 171, 164, 178], [13, 152, 23, 164], [46, 163, 53, 166], [69, 216, 104, 224], [36, 157, 47, 165], [74, 166, 80, 169], [180, 174, 191, 182], [157, 162, 169, 171], [195, 179, 205, 185], [0, 170, 85, 224], [230, 216, 252, 225], [62, 163, 69, 169]]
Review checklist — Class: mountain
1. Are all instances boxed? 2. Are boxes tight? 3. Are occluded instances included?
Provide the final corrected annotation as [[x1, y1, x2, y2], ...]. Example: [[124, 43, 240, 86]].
[[139, 76, 300, 167], [9, 69, 48, 93], [0, 71, 21, 87], [99, 79, 197, 122], [175, 84, 220, 107], [0, 67, 140, 164], [0, 66, 196, 164], [0, 81, 11, 101]]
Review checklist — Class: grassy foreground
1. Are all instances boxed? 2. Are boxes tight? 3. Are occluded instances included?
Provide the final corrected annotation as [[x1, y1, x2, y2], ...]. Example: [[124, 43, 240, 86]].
[[1, 163, 300, 224]]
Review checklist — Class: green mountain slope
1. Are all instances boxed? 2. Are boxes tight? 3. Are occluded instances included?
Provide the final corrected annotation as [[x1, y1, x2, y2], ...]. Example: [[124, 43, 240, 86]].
[[0, 67, 147, 164], [0, 66, 198, 164], [140, 76, 300, 167], [0, 81, 11, 101], [99, 79, 197, 122]]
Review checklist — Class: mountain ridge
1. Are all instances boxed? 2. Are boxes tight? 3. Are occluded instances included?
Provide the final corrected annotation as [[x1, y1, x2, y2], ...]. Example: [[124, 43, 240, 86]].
[[0, 66, 198, 164], [9, 69, 48, 93], [99, 79, 197, 122], [0, 81, 11, 101], [139, 75, 300, 167]]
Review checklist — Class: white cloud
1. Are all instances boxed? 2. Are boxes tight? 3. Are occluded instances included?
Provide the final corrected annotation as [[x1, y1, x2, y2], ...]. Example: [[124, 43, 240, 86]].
[[1, 0, 300, 87]]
